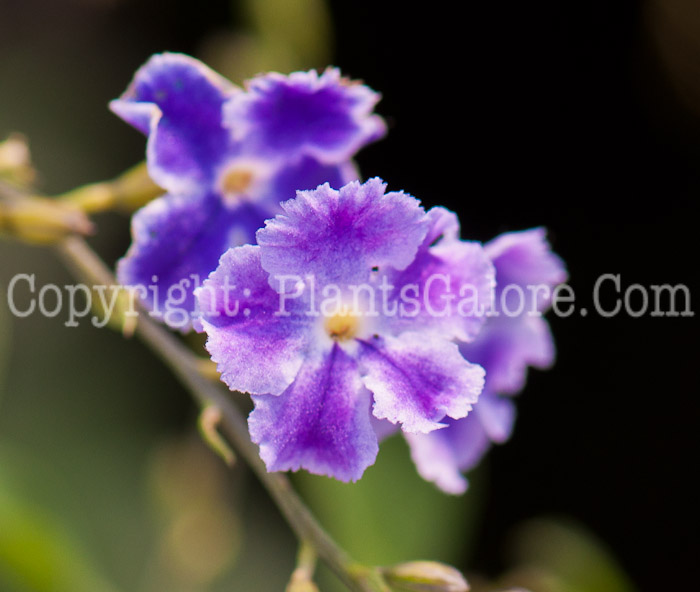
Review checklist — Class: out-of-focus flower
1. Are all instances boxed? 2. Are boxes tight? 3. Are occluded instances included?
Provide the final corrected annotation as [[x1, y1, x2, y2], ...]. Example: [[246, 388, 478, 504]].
[[111, 53, 385, 330], [196, 179, 494, 482], [404, 228, 567, 494]]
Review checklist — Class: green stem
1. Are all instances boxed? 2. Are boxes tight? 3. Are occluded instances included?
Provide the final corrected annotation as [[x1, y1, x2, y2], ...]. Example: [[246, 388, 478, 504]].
[[57, 161, 162, 213], [55, 235, 386, 592]]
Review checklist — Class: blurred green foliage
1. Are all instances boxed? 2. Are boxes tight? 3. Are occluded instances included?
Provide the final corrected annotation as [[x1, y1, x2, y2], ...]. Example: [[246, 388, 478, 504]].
[[467, 518, 638, 592], [242, 0, 332, 70], [200, 0, 333, 89], [0, 287, 9, 401], [0, 451, 122, 592], [297, 435, 484, 592], [504, 518, 638, 592]]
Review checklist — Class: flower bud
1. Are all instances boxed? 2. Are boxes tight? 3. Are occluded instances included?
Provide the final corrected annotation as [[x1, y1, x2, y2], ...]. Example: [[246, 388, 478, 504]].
[[383, 560, 469, 592], [0, 134, 35, 187]]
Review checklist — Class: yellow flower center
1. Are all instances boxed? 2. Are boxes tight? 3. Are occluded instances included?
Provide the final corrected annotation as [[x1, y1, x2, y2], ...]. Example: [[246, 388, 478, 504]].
[[221, 167, 254, 195], [324, 310, 361, 342]]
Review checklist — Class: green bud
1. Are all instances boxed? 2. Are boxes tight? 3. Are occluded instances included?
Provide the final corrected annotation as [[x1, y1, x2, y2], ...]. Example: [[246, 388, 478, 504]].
[[383, 560, 470, 592]]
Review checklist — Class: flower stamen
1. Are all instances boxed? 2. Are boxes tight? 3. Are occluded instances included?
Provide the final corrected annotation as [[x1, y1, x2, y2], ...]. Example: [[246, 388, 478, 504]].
[[221, 167, 254, 200], [324, 310, 360, 342]]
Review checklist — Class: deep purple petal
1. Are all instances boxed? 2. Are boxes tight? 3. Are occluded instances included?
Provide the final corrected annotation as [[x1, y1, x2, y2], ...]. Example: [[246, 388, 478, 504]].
[[359, 332, 484, 433], [268, 156, 359, 204], [117, 192, 242, 331], [197, 245, 314, 395], [486, 227, 567, 314], [380, 206, 495, 342], [225, 68, 386, 164], [110, 53, 238, 193], [460, 315, 555, 395], [248, 344, 378, 482], [257, 178, 429, 289]]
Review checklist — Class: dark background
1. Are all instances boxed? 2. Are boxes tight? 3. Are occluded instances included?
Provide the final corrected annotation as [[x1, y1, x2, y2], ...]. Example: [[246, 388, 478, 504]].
[[1, 0, 698, 590], [339, 3, 699, 588]]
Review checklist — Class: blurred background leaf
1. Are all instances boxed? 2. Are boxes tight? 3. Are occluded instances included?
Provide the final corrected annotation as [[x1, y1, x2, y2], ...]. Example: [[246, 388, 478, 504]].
[[477, 518, 639, 592], [0, 286, 10, 404], [0, 2, 337, 589], [200, 0, 332, 85], [0, 448, 122, 592]]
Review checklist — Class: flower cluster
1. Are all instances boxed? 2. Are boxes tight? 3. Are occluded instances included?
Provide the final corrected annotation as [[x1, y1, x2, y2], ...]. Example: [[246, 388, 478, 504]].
[[113, 54, 567, 491], [112, 53, 385, 330], [196, 179, 495, 481]]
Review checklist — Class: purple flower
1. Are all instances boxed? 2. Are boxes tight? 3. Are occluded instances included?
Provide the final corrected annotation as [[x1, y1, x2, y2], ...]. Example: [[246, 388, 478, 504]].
[[404, 228, 567, 494], [196, 179, 495, 482], [111, 53, 385, 330], [224, 69, 386, 164]]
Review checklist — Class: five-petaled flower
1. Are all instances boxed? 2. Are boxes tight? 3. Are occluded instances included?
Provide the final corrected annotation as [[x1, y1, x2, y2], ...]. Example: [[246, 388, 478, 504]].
[[196, 178, 496, 482], [111, 53, 385, 330]]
